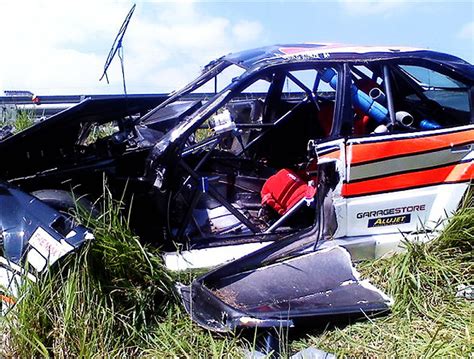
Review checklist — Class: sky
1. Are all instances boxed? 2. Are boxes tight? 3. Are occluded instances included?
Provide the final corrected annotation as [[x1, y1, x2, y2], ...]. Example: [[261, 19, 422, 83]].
[[0, 0, 472, 95]]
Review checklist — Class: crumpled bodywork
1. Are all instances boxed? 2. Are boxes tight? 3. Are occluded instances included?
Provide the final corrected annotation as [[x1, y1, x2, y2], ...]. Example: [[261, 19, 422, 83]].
[[178, 246, 392, 332], [0, 182, 93, 314], [0, 43, 472, 345], [178, 163, 392, 331]]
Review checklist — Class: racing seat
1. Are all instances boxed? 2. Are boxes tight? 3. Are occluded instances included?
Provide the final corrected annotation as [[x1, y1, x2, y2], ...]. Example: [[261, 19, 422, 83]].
[[261, 168, 317, 232]]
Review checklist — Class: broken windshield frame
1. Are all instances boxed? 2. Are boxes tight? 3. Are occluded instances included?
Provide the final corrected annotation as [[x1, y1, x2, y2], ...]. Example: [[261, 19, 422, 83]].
[[141, 59, 245, 121], [147, 63, 257, 160]]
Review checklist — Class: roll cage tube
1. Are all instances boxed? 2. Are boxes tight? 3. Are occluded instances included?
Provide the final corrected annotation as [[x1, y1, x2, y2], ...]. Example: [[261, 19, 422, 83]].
[[335, 63, 353, 137], [286, 72, 320, 110], [178, 160, 260, 233], [383, 64, 397, 127], [236, 100, 312, 157]]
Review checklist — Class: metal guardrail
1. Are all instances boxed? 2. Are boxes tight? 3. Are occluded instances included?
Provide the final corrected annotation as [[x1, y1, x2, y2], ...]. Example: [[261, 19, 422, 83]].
[[0, 91, 324, 120], [0, 93, 169, 105], [0, 93, 179, 120], [0, 93, 265, 119]]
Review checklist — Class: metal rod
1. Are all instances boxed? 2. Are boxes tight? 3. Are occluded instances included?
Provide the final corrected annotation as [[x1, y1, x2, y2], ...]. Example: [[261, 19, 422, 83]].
[[182, 136, 220, 156], [383, 65, 396, 127], [176, 189, 202, 239], [179, 160, 260, 233], [237, 97, 309, 156], [265, 197, 311, 233]]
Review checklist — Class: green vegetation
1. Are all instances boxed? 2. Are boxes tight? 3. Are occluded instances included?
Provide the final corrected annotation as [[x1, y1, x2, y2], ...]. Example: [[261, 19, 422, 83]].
[[1, 191, 176, 357], [12, 108, 35, 133], [83, 122, 118, 145], [1, 191, 472, 357], [0, 106, 35, 133], [293, 193, 473, 357]]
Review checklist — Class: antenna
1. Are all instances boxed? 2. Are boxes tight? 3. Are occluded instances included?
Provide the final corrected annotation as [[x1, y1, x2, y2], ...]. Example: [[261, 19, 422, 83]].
[[99, 3, 136, 95]]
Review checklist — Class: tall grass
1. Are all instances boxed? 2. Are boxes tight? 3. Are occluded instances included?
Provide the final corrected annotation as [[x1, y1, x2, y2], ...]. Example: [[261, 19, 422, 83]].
[[1, 188, 472, 357], [294, 191, 473, 357], [0, 106, 35, 133], [0, 187, 177, 357], [12, 108, 35, 133]]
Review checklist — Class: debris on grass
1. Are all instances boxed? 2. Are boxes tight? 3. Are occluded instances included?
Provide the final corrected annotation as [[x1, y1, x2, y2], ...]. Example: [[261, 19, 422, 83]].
[[1, 190, 472, 357], [0, 190, 175, 357]]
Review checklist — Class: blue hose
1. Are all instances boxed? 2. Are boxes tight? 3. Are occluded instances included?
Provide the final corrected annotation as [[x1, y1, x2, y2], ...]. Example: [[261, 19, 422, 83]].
[[420, 119, 441, 130], [321, 68, 442, 130], [321, 68, 389, 124]]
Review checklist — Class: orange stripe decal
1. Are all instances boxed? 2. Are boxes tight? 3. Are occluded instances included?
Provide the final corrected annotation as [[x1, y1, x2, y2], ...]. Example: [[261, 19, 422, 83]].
[[0, 294, 16, 305], [320, 150, 341, 160], [349, 129, 474, 165], [343, 162, 473, 197]]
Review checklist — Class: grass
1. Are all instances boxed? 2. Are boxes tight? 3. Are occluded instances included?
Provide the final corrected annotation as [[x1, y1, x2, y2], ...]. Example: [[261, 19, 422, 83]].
[[1, 189, 473, 357], [0, 106, 35, 134], [293, 192, 473, 357], [83, 122, 118, 145], [0, 187, 244, 357], [12, 108, 35, 133]]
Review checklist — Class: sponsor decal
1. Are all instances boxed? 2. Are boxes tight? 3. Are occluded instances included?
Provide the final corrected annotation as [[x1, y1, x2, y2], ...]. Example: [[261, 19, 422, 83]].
[[282, 52, 331, 61], [0, 294, 16, 305], [356, 204, 425, 219], [368, 214, 411, 227], [28, 227, 74, 270]]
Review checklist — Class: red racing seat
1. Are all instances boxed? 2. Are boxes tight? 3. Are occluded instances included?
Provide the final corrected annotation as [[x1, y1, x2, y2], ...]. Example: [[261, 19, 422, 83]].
[[261, 169, 317, 215]]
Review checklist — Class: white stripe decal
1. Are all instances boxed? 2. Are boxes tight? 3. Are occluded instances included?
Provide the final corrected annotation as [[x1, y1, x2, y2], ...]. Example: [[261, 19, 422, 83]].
[[349, 147, 473, 181]]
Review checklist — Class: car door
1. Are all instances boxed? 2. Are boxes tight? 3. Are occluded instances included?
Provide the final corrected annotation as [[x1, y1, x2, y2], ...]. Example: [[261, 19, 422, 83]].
[[344, 125, 473, 237], [344, 62, 473, 237]]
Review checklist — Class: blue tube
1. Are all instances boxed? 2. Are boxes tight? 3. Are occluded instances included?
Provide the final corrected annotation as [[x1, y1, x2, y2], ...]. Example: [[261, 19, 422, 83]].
[[321, 68, 389, 124], [420, 119, 441, 130], [320, 68, 338, 89]]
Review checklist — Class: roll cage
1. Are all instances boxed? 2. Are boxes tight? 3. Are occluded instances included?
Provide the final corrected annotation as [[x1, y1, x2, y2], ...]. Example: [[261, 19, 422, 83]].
[[150, 55, 472, 249]]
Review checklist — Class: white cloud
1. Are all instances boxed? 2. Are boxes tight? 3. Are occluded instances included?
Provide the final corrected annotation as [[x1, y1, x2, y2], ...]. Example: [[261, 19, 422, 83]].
[[232, 20, 264, 44], [458, 21, 474, 39], [0, 1, 265, 95], [338, 0, 410, 16]]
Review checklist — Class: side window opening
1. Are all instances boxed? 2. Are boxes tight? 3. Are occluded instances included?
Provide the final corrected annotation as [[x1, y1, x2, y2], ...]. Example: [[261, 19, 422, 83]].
[[186, 66, 338, 167], [346, 63, 472, 138], [254, 68, 336, 168], [391, 65, 471, 129]]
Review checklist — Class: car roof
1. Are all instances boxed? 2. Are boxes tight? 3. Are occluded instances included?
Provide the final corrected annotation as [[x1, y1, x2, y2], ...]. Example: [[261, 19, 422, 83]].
[[223, 43, 474, 79]]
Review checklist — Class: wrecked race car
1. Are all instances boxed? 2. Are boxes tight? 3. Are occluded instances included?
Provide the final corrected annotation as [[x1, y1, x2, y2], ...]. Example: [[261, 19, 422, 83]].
[[0, 44, 473, 273]]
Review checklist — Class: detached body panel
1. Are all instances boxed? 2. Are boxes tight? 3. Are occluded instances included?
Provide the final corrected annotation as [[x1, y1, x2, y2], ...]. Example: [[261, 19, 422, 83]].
[[179, 246, 391, 332], [0, 182, 93, 313]]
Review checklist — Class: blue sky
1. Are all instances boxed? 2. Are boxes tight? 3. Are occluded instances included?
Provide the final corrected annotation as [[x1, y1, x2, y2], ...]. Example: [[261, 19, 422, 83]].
[[0, 0, 472, 95]]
